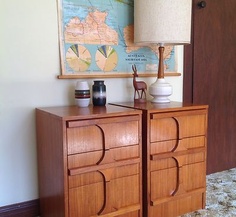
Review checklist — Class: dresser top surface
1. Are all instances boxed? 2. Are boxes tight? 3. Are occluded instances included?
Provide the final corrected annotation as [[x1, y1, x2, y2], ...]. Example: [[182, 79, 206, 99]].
[[36, 104, 142, 120], [110, 101, 208, 113]]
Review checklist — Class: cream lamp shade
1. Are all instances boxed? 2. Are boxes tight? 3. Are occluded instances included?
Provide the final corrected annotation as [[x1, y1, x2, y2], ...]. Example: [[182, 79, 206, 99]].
[[134, 0, 192, 103], [134, 0, 192, 45]]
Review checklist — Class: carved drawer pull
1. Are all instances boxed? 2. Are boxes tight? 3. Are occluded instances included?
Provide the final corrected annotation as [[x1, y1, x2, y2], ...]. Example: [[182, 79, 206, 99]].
[[97, 169, 115, 215], [171, 157, 186, 196]]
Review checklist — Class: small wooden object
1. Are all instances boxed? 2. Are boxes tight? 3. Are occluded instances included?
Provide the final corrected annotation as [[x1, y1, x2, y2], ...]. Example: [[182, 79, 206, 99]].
[[132, 64, 147, 103]]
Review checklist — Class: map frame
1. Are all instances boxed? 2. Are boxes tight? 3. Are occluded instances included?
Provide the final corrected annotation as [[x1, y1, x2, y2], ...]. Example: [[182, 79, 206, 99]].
[[56, 0, 180, 79]]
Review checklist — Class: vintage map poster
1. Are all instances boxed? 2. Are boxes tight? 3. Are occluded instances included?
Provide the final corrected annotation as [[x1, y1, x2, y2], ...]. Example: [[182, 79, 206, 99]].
[[57, 0, 176, 78]]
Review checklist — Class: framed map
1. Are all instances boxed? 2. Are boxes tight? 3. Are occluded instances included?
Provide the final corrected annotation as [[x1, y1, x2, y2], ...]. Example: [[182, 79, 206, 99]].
[[57, 0, 179, 78]]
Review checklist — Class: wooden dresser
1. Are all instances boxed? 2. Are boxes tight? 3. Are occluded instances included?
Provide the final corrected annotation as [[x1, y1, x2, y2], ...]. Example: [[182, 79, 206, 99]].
[[110, 101, 208, 217], [36, 105, 143, 217]]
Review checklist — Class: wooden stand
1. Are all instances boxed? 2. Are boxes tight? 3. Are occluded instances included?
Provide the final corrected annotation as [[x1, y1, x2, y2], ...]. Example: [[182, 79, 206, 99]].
[[36, 105, 143, 217], [110, 101, 208, 217]]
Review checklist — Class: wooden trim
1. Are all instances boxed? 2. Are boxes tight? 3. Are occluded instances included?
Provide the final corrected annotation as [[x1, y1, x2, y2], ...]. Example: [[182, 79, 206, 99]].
[[0, 199, 40, 217], [57, 72, 181, 79], [183, 44, 193, 103], [151, 187, 205, 206], [183, 0, 194, 103]]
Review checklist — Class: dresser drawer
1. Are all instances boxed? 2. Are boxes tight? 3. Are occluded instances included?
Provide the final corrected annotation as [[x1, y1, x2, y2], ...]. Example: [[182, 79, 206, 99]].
[[68, 163, 141, 217], [150, 113, 207, 142], [150, 157, 206, 204], [68, 144, 140, 169], [150, 136, 206, 155], [150, 151, 205, 171], [67, 117, 140, 155], [68, 163, 139, 188]]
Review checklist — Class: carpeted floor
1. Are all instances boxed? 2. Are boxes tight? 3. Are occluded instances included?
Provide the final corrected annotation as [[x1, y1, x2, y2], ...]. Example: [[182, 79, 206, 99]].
[[181, 168, 236, 217]]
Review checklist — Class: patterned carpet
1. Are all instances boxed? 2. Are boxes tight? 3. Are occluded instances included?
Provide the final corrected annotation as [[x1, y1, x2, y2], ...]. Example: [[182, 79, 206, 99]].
[[181, 168, 236, 217]]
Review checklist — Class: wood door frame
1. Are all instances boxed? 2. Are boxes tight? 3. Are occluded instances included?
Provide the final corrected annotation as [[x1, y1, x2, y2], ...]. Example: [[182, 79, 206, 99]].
[[183, 0, 195, 103], [183, 27, 194, 102], [183, 43, 193, 103]]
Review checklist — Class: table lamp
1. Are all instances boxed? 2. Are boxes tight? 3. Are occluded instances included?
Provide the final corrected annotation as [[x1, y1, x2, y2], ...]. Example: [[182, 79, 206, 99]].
[[134, 0, 192, 103]]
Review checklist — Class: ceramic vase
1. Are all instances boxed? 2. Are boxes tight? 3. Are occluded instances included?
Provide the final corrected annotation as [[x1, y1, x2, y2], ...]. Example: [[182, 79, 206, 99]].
[[92, 80, 106, 106], [75, 81, 90, 107]]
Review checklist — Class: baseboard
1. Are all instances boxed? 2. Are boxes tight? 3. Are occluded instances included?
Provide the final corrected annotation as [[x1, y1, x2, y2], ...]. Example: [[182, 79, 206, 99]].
[[0, 199, 40, 217]]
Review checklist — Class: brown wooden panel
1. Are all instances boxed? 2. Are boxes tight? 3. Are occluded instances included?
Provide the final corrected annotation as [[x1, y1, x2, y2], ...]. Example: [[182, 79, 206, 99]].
[[151, 157, 177, 171], [151, 167, 177, 200], [36, 109, 67, 217], [186, 151, 206, 165], [184, 0, 236, 174], [151, 118, 178, 142], [100, 121, 139, 148], [69, 168, 140, 216], [151, 140, 177, 154], [150, 154, 205, 203], [68, 164, 139, 188], [151, 152, 205, 172], [182, 161, 206, 192], [68, 171, 104, 188], [110, 175, 140, 210], [69, 182, 104, 216], [68, 150, 103, 168], [150, 136, 205, 155], [116, 210, 140, 217], [68, 145, 140, 169], [149, 192, 204, 217], [67, 125, 103, 155], [67, 120, 139, 155], [176, 114, 207, 139], [183, 136, 205, 149], [151, 114, 206, 142]]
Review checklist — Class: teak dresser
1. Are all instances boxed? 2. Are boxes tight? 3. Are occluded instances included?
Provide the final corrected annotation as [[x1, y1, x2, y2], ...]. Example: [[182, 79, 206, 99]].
[[110, 101, 208, 217], [36, 105, 143, 217], [36, 102, 208, 217]]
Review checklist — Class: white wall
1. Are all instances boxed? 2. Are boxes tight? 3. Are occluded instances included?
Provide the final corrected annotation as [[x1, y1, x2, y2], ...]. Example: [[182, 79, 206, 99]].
[[0, 0, 183, 206]]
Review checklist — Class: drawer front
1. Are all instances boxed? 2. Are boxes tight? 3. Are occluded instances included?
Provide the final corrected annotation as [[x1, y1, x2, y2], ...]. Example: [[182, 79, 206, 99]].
[[150, 152, 205, 171], [150, 136, 206, 155], [67, 119, 140, 155], [68, 163, 140, 188], [150, 160, 206, 203], [68, 144, 139, 169], [150, 114, 207, 142], [149, 192, 204, 217], [68, 163, 141, 217], [150, 153, 206, 204]]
